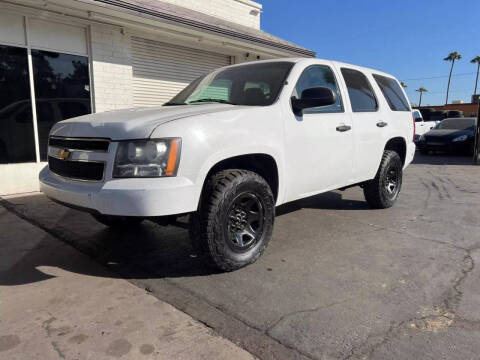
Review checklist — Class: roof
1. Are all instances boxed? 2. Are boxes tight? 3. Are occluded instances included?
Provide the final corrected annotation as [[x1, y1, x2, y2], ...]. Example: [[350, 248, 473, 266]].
[[225, 58, 396, 79], [80, 0, 315, 57]]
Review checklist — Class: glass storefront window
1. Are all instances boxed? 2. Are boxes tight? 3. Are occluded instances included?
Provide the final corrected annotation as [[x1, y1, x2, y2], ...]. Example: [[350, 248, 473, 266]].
[[0, 45, 36, 164], [31, 50, 91, 161]]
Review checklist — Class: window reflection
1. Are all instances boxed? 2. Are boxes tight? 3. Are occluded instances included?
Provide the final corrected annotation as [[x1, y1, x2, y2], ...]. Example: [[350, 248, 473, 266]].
[[0, 45, 36, 164], [294, 65, 343, 113], [31, 50, 91, 161], [341, 68, 378, 112]]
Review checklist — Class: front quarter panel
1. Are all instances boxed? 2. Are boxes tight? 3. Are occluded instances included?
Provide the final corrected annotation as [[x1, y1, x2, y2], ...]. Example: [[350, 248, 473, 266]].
[[149, 106, 285, 208]]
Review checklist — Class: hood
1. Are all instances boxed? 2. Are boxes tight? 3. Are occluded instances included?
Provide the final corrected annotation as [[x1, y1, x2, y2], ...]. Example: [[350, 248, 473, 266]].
[[425, 128, 474, 140], [50, 104, 246, 140]]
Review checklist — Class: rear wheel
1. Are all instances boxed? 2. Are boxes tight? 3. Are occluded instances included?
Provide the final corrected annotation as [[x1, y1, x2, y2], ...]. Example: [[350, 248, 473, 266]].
[[363, 150, 403, 209], [91, 214, 143, 228], [190, 169, 274, 271]]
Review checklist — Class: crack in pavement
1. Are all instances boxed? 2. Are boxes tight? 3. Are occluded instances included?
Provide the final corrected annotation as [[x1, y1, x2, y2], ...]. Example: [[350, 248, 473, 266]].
[[265, 298, 352, 336], [42, 315, 66, 359], [343, 246, 476, 360]]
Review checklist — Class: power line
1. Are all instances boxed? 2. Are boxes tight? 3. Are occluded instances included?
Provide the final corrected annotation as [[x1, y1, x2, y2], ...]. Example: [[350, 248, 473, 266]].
[[401, 72, 476, 81]]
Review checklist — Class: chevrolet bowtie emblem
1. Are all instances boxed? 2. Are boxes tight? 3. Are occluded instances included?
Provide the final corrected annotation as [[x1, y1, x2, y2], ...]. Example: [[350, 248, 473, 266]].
[[57, 149, 70, 160]]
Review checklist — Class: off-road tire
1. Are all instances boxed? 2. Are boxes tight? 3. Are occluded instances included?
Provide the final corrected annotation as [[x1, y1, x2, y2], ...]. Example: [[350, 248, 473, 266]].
[[91, 214, 143, 228], [363, 150, 403, 209], [189, 169, 275, 271]]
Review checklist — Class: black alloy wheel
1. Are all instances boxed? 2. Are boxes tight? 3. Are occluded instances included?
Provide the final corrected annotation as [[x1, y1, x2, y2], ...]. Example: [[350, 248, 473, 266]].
[[226, 192, 265, 252], [189, 169, 275, 271], [363, 150, 403, 209]]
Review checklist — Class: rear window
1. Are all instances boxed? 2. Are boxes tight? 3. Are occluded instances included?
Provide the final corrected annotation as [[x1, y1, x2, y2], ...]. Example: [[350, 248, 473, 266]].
[[373, 74, 410, 111], [341, 68, 377, 112], [435, 118, 476, 130]]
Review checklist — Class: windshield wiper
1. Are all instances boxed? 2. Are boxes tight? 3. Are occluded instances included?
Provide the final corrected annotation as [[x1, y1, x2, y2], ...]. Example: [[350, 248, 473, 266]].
[[163, 102, 186, 106], [188, 98, 237, 105]]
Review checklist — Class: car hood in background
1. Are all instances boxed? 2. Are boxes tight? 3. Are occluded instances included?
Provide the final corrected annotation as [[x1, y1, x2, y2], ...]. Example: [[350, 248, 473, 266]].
[[50, 104, 248, 140], [424, 129, 474, 141]]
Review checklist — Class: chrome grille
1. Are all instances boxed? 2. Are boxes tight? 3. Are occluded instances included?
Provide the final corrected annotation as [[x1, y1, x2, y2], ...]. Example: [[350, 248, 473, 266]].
[[48, 136, 110, 152], [47, 136, 110, 181]]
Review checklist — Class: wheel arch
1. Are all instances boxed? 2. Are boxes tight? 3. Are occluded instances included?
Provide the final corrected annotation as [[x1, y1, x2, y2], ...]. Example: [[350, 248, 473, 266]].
[[384, 137, 407, 165], [201, 153, 280, 203]]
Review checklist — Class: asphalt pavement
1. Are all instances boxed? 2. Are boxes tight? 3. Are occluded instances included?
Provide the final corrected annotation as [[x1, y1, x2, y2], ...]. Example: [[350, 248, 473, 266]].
[[1, 153, 480, 360]]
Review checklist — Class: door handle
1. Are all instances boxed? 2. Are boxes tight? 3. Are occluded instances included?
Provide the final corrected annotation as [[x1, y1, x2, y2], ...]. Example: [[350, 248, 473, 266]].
[[336, 125, 351, 132], [376, 121, 388, 128]]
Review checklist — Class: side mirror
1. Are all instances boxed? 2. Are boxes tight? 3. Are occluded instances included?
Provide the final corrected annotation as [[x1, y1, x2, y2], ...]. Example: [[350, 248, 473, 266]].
[[291, 87, 336, 116]]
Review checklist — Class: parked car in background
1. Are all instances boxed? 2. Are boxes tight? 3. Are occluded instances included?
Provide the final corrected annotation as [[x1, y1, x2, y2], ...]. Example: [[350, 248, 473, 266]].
[[417, 117, 477, 155], [0, 98, 91, 163], [413, 109, 438, 142], [40, 58, 415, 271], [429, 110, 448, 121], [447, 110, 463, 118], [419, 108, 435, 120]]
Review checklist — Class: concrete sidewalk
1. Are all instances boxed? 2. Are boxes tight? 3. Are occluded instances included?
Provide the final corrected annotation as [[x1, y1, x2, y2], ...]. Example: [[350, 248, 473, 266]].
[[0, 203, 254, 360]]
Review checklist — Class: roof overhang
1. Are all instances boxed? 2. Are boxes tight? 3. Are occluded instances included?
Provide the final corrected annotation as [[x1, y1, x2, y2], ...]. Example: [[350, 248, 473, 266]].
[[78, 0, 316, 57]]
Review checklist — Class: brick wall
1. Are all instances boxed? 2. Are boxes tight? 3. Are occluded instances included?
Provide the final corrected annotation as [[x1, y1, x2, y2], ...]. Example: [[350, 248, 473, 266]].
[[159, 0, 262, 29], [90, 24, 134, 112]]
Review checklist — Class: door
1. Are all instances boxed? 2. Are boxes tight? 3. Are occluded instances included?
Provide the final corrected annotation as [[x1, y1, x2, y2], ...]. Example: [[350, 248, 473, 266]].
[[131, 37, 231, 106], [340, 67, 386, 182], [284, 63, 353, 200]]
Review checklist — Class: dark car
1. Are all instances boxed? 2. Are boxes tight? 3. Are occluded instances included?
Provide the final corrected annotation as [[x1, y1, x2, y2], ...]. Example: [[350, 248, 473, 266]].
[[447, 110, 463, 118], [429, 110, 448, 121], [417, 117, 477, 155]]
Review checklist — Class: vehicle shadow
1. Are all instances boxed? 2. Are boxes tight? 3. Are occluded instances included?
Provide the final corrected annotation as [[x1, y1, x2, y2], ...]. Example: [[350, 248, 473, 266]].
[[1, 190, 368, 286], [413, 152, 474, 165], [276, 191, 368, 216]]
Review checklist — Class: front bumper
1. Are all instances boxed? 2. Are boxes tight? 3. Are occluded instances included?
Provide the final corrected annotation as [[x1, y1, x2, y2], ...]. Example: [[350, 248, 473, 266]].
[[39, 166, 199, 217], [417, 140, 472, 154]]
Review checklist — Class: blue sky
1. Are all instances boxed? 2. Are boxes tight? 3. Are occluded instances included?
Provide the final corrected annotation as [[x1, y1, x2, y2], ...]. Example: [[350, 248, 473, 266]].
[[259, 0, 480, 106]]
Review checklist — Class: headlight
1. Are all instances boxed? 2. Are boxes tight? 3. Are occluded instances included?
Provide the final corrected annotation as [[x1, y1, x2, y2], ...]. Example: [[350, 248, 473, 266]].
[[113, 138, 181, 178], [452, 135, 468, 142]]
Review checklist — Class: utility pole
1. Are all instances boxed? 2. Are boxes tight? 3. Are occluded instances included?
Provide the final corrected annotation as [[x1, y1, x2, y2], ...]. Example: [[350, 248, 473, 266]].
[[474, 100, 480, 164]]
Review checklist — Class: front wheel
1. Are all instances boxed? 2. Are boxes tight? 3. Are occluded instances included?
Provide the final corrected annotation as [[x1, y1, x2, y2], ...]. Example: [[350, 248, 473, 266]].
[[190, 169, 275, 271], [363, 150, 403, 209]]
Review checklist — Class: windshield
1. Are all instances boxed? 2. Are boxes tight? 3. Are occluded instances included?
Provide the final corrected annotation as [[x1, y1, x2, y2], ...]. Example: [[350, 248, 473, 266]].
[[434, 118, 476, 130], [165, 62, 294, 106]]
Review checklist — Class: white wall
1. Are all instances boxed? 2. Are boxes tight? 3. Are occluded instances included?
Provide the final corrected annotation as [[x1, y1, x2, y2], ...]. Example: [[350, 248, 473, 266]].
[[90, 24, 134, 112], [0, 163, 45, 195], [159, 0, 262, 29]]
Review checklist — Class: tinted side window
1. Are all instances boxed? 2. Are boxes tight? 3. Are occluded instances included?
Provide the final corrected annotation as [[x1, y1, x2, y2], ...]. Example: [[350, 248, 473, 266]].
[[373, 74, 410, 111], [341, 68, 377, 112], [294, 65, 343, 113]]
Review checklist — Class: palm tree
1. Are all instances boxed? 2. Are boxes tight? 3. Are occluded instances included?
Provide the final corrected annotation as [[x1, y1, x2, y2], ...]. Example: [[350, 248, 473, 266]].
[[443, 51, 462, 104], [400, 81, 407, 89], [471, 56, 480, 95], [416, 87, 428, 106]]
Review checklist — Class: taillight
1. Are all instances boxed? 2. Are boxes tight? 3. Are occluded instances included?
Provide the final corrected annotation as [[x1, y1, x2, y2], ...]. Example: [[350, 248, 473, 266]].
[[412, 113, 416, 142]]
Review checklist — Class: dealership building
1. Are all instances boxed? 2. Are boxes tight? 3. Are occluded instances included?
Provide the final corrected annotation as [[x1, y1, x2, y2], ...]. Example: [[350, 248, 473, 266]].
[[0, 0, 314, 195]]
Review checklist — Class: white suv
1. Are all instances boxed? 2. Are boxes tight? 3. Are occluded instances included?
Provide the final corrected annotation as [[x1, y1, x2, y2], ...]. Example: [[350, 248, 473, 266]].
[[40, 59, 416, 270], [413, 109, 438, 141]]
